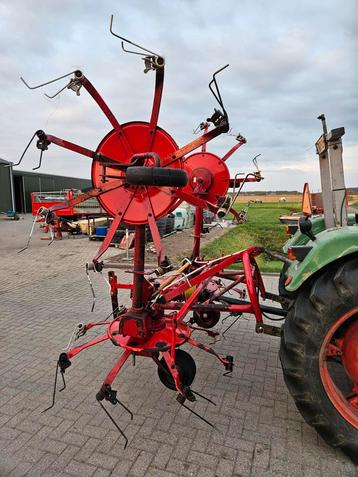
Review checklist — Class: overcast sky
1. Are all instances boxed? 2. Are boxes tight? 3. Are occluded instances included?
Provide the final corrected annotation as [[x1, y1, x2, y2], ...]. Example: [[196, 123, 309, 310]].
[[0, 0, 357, 191]]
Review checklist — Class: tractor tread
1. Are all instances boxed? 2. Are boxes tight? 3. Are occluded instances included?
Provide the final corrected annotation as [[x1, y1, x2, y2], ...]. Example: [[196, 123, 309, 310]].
[[279, 256, 358, 463]]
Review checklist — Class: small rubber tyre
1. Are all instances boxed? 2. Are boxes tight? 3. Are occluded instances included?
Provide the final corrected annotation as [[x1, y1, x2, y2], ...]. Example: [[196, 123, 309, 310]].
[[157, 349, 196, 391], [126, 166, 187, 187], [280, 256, 358, 463], [192, 310, 221, 329]]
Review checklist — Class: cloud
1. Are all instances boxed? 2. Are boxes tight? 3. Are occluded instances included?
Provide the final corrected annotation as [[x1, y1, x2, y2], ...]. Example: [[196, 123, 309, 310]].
[[0, 0, 356, 191]]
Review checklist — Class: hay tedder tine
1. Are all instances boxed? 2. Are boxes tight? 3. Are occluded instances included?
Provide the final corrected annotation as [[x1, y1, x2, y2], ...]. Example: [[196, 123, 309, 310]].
[[96, 349, 133, 449]]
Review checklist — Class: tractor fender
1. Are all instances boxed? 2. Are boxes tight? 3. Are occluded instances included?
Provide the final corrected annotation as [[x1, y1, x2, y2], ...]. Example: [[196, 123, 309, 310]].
[[285, 226, 358, 292], [282, 213, 357, 253]]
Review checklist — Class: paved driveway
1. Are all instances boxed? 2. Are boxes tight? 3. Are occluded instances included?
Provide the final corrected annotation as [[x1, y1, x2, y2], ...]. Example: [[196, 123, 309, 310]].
[[0, 216, 356, 476]]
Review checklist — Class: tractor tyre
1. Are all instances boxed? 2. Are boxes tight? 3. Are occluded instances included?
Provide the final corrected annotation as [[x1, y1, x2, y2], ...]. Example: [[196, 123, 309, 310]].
[[157, 349, 196, 391], [126, 166, 187, 187], [279, 256, 358, 463]]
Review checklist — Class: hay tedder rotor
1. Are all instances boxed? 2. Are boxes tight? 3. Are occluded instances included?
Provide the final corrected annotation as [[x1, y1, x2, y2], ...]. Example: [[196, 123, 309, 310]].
[[16, 16, 357, 461]]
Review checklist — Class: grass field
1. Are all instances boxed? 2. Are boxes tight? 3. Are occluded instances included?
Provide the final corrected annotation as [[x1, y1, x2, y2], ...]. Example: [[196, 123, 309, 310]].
[[202, 202, 301, 272], [350, 201, 358, 209], [234, 194, 302, 203]]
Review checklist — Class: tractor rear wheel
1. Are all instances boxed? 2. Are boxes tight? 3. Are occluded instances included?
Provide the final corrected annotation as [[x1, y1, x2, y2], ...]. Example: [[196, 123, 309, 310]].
[[157, 349, 196, 391], [280, 256, 358, 463]]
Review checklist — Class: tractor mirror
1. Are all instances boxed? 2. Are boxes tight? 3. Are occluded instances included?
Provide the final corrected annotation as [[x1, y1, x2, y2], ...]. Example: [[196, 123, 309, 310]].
[[298, 216, 316, 241]]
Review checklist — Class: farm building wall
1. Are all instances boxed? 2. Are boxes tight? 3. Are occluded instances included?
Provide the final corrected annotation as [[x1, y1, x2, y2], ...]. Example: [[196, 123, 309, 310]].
[[0, 166, 91, 213], [0, 160, 14, 212], [15, 171, 92, 213]]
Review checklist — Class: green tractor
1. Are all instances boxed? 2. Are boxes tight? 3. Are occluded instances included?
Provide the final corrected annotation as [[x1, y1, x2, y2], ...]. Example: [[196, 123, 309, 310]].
[[279, 115, 358, 462]]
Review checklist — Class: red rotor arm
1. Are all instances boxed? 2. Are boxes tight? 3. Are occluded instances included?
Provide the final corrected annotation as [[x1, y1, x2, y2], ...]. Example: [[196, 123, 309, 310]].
[[69, 71, 134, 156], [37, 131, 123, 165], [222, 136, 246, 162], [164, 121, 229, 168], [229, 174, 263, 188], [48, 178, 125, 214]]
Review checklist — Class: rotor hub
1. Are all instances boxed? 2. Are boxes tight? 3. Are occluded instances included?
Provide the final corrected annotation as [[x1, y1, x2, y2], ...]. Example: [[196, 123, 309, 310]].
[[182, 152, 230, 203]]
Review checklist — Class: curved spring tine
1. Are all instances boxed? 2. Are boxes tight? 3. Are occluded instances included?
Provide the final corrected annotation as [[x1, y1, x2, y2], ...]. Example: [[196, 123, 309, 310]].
[[97, 399, 128, 449], [18, 213, 39, 253], [32, 149, 44, 171], [109, 14, 160, 58], [44, 80, 73, 99], [121, 42, 146, 56], [208, 64, 229, 112], [20, 70, 77, 91], [48, 224, 55, 246], [9, 131, 38, 167], [252, 154, 261, 171], [85, 263, 96, 312]]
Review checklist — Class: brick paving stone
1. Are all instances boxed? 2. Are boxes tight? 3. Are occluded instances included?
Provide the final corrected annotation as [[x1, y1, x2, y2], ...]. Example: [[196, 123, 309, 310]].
[[26, 453, 57, 477], [152, 443, 174, 469], [196, 467, 216, 477], [171, 436, 193, 461], [13, 445, 45, 465], [65, 459, 97, 477], [111, 459, 134, 477], [166, 458, 198, 476], [0, 216, 355, 477], [50, 445, 81, 471], [8, 461, 33, 477], [145, 468, 178, 477], [187, 449, 218, 468], [216, 457, 235, 477], [92, 468, 112, 477], [234, 450, 253, 477], [34, 438, 68, 455], [87, 451, 119, 471], [128, 450, 153, 477]]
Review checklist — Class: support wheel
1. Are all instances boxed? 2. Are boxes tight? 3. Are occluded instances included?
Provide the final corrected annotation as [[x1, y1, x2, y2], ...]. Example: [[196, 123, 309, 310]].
[[280, 256, 358, 463], [126, 166, 187, 187], [158, 349, 196, 390], [192, 310, 220, 329]]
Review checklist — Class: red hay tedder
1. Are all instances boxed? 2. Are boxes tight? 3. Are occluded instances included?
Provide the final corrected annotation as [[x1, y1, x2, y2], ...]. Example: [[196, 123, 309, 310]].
[[15, 16, 357, 461]]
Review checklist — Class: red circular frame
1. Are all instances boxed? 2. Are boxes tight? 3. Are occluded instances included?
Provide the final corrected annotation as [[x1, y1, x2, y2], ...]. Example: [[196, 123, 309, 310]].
[[92, 122, 182, 224], [181, 152, 230, 203]]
